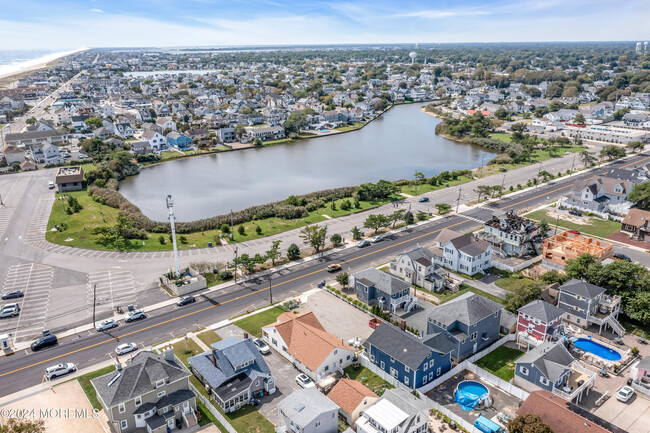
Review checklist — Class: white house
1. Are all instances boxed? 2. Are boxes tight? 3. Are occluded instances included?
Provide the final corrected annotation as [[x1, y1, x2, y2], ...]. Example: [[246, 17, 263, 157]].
[[431, 229, 492, 275], [356, 389, 429, 433], [278, 388, 339, 433], [142, 130, 166, 149], [156, 117, 176, 131]]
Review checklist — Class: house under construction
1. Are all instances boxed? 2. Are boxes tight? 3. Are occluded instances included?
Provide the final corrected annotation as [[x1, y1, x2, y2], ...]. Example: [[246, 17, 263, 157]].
[[542, 231, 613, 269]]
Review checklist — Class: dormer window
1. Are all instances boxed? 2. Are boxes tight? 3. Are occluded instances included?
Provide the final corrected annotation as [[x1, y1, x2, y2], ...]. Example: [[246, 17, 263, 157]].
[[155, 380, 165, 388]]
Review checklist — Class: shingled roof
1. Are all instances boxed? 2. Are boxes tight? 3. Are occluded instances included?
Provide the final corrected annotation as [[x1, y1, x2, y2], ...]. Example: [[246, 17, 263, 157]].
[[327, 379, 376, 416], [428, 292, 503, 327]]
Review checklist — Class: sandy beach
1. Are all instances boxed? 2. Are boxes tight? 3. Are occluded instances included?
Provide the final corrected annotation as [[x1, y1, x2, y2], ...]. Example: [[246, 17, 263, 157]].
[[0, 48, 87, 86]]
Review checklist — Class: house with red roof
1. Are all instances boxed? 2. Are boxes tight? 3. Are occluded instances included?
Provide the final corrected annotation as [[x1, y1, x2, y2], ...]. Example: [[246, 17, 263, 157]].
[[327, 379, 378, 426]]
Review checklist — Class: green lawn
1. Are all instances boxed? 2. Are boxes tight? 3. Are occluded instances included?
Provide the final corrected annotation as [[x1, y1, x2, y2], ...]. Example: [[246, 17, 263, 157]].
[[196, 329, 222, 347], [618, 314, 650, 338], [335, 121, 367, 132], [526, 209, 620, 238], [400, 175, 473, 195], [171, 338, 205, 367], [344, 365, 393, 396], [224, 404, 275, 433], [490, 133, 513, 142], [435, 284, 506, 305], [77, 365, 116, 410], [232, 306, 288, 338], [474, 346, 525, 381], [475, 145, 586, 178], [494, 276, 538, 292]]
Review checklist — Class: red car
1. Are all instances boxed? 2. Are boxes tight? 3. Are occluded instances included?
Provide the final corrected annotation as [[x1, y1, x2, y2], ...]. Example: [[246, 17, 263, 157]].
[[567, 230, 580, 235], [326, 264, 342, 272]]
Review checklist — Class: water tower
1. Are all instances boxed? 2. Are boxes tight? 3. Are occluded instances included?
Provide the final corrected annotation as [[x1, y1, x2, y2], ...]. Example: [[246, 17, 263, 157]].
[[636, 42, 642, 53], [645, 42, 648, 53], [409, 51, 417, 64]]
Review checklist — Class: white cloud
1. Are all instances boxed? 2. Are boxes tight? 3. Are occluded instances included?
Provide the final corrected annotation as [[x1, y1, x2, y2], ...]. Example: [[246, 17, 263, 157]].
[[398, 10, 490, 19], [90, 8, 104, 13]]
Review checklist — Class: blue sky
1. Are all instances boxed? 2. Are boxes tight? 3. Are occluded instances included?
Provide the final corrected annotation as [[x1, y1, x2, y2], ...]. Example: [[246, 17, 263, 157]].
[[1, 0, 648, 50]]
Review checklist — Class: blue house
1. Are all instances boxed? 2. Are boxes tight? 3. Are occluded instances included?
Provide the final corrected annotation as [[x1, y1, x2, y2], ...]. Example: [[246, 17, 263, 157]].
[[363, 323, 453, 389], [426, 292, 503, 361], [166, 131, 193, 150], [514, 342, 574, 394], [353, 268, 416, 313]]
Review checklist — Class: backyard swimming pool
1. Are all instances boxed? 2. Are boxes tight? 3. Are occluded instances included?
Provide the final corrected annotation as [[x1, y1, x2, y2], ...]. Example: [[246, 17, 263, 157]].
[[455, 380, 490, 411], [573, 338, 621, 361]]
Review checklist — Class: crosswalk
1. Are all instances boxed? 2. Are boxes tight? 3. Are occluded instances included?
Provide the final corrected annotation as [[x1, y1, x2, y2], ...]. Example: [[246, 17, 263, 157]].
[[87, 270, 136, 317], [24, 195, 55, 243], [0, 263, 54, 341]]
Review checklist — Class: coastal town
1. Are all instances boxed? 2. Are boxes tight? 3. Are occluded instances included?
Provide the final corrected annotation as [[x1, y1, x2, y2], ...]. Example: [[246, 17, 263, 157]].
[[2, 33, 650, 433]]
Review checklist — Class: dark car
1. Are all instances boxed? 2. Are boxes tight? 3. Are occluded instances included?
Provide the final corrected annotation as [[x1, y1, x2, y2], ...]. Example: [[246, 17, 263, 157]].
[[568, 209, 583, 217], [1, 290, 24, 300], [357, 240, 371, 248], [31, 334, 57, 351], [613, 252, 632, 262], [177, 295, 195, 306], [418, 197, 430, 203]]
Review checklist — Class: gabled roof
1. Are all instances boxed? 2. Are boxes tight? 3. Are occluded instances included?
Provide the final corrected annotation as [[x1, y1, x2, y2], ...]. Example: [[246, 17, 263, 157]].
[[449, 233, 490, 257], [623, 208, 650, 227], [353, 268, 410, 295], [91, 351, 190, 408], [432, 229, 463, 245], [518, 300, 564, 323], [278, 388, 339, 427], [264, 312, 352, 371], [327, 379, 376, 416], [428, 292, 503, 327], [516, 342, 573, 382], [559, 279, 606, 299]]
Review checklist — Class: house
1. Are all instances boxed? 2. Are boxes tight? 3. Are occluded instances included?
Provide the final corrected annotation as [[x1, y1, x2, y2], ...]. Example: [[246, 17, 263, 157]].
[[188, 337, 275, 413], [630, 357, 650, 381], [514, 342, 595, 403], [389, 247, 448, 291], [3, 129, 68, 148], [261, 312, 355, 381], [327, 379, 378, 427], [186, 128, 209, 141], [1, 144, 26, 165], [426, 292, 503, 361], [620, 208, 650, 242], [166, 132, 193, 150], [542, 231, 613, 270], [479, 210, 541, 256], [217, 127, 236, 142], [516, 391, 610, 433], [142, 130, 166, 149], [116, 123, 135, 138], [244, 125, 285, 141], [563, 176, 634, 217], [353, 268, 416, 313], [363, 323, 452, 389], [42, 143, 62, 164], [130, 141, 152, 155], [54, 166, 84, 192], [156, 117, 176, 131], [355, 389, 430, 433], [516, 300, 564, 348], [91, 348, 197, 433], [431, 229, 492, 275], [20, 160, 37, 171], [557, 279, 623, 336], [93, 126, 113, 140], [277, 388, 339, 433]]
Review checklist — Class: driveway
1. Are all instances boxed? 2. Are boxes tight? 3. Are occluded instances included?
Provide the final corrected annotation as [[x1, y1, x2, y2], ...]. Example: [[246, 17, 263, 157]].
[[256, 349, 302, 426], [590, 393, 650, 433]]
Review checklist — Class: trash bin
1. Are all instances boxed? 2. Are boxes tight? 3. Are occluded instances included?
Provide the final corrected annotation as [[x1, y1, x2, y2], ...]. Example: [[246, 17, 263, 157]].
[[208, 241, 213, 247]]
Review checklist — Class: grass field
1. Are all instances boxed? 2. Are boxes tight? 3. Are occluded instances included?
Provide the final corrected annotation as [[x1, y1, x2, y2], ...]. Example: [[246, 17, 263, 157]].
[[526, 209, 620, 238], [77, 365, 116, 410], [399, 175, 473, 195], [475, 145, 586, 178], [434, 284, 506, 306], [344, 365, 394, 396], [335, 121, 367, 132], [494, 276, 541, 292], [490, 133, 513, 142], [196, 329, 222, 347], [474, 346, 525, 381], [232, 306, 288, 337]]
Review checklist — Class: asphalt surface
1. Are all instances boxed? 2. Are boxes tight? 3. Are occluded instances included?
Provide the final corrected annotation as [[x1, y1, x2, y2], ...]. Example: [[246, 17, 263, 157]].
[[2, 152, 649, 397]]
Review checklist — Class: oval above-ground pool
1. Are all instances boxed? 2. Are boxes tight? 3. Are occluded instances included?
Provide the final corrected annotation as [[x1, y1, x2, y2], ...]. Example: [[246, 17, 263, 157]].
[[455, 380, 490, 411], [573, 338, 622, 361]]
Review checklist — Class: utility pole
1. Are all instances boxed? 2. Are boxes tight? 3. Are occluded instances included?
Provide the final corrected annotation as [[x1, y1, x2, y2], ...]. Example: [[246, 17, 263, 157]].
[[166, 195, 181, 279], [554, 212, 560, 236], [570, 153, 576, 175], [234, 246, 238, 284], [0, 193, 3, 206], [92, 284, 97, 329], [269, 274, 273, 305], [500, 173, 506, 197], [456, 187, 462, 215]]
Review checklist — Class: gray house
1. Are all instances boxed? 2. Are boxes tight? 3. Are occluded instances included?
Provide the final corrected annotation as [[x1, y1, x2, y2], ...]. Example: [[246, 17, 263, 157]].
[[188, 337, 276, 413], [353, 268, 417, 313], [278, 388, 339, 433], [356, 388, 430, 433], [389, 247, 448, 291], [564, 176, 634, 216], [426, 292, 503, 361], [557, 279, 624, 336], [91, 348, 197, 433]]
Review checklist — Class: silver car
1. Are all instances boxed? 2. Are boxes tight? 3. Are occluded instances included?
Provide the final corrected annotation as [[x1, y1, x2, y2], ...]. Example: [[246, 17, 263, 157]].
[[45, 363, 76, 379], [96, 319, 118, 332], [115, 343, 138, 355]]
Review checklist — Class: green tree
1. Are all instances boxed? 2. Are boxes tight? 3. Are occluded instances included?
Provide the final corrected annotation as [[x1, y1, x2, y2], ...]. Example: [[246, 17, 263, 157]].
[[84, 117, 103, 129], [403, 211, 414, 226], [538, 219, 550, 238], [565, 253, 602, 281], [234, 123, 246, 139], [505, 280, 543, 313], [299, 224, 328, 253], [435, 203, 452, 215], [364, 214, 390, 234], [628, 182, 650, 210], [158, 235, 165, 245], [417, 211, 428, 221], [539, 269, 569, 285], [255, 225, 262, 235], [220, 224, 230, 234], [599, 145, 625, 161], [265, 240, 282, 266], [390, 209, 405, 228], [336, 272, 349, 289], [234, 254, 256, 272], [330, 233, 343, 247], [475, 185, 493, 203], [572, 113, 586, 125], [179, 235, 188, 244], [283, 110, 308, 134], [287, 243, 301, 261], [579, 150, 597, 168], [626, 141, 645, 154], [238, 225, 245, 235], [507, 414, 553, 433], [25, 117, 37, 125], [625, 291, 650, 325], [351, 226, 362, 240], [0, 418, 45, 433]]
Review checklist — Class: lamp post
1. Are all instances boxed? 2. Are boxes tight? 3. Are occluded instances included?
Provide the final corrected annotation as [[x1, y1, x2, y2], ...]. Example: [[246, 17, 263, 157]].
[[166, 195, 180, 279]]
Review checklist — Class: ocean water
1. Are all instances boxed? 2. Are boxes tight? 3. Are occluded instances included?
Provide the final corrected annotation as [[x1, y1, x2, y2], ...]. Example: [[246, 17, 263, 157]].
[[0, 49, 79, 79]]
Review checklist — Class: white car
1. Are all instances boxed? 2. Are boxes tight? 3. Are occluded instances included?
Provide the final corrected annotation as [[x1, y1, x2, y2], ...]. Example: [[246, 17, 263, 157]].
[[370, 235, 384, 243], [296, 373, 315, 388], [254, 338, 270, 355], [0, 307, 19, 318], [45, 363, 76, 379], [616, 386, 635, 402], [96, 319, 118, 332], [115, 343, 138, 355], [124, 310, 146, 323]]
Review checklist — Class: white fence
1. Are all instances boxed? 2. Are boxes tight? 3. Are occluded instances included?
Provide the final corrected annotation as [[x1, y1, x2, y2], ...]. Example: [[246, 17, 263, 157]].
[[190, 382, 238, 433]]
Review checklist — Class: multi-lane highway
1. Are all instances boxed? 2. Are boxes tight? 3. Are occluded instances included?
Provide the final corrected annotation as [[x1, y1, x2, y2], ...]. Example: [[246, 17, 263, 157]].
[[1, 153, 648, 397]]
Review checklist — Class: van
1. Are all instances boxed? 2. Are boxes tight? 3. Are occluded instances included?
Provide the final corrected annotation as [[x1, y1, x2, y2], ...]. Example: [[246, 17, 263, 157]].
[[48, 181, 55, 189]]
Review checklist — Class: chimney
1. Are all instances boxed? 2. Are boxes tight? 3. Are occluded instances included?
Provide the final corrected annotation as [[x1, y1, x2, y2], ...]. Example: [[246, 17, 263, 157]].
[[400, 320, 406, 331], [243, 331, 249, 340], [211, 348, 217, 367], [163, 344, 174, 362]]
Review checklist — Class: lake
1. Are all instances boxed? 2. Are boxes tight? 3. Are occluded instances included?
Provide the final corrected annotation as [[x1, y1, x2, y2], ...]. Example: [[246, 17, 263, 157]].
[[119, 103, 495, 221]]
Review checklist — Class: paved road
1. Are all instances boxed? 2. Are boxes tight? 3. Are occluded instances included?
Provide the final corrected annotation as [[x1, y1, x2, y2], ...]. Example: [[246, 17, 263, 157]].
[[2, 152, 649, 397]]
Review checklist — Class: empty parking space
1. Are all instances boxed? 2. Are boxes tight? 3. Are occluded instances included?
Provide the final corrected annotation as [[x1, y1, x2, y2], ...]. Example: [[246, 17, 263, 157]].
[[0, 178, 28, 241], [0, 263, 54, 342], [24, 195, 55, 243], [87, 270, 136, 317]]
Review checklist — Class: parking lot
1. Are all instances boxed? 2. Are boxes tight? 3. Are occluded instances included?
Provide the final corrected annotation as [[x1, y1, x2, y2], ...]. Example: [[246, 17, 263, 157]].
[[0, 263, 54, 342], [23, 193, 54, 243], [0, 176, 28, 241], [87, 270, 136, 317]]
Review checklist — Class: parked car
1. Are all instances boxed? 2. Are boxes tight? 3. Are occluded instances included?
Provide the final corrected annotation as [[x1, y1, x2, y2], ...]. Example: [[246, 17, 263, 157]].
[[124, 310, 146, 323], [31, 334, 57, 351], [96, 319, 118, 332], [418, 197, 430, 203], [616, 386, 635, 402], [326, 264, 342, 272], [115, 342, 138, 355], [0, 306, 19, 318], [1, 302, 20, 311], [613, 252, 632, 262], [61, 152, 72, 159], [77, 153, 89, 159], [45, 363, 76, 379], [177, 295, 195, 306], [48, 181, 55, 189], [567, 230, 580, 235], [1, 290, 24, 300], [357, 240, 371, 248], [253, 338, 270, 355], [568, 209, 582, 217], [296, 373, 315, 388], [370, 235, 384, 243]]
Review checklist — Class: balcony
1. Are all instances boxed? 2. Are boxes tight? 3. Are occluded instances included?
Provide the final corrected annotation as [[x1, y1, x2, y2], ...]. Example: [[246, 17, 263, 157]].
[[551, 361, 596, 402]]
